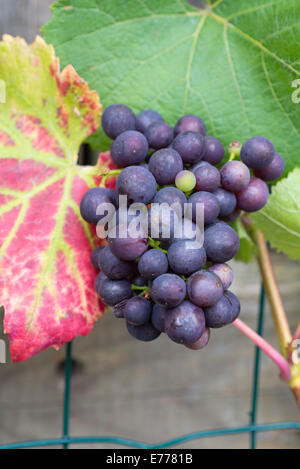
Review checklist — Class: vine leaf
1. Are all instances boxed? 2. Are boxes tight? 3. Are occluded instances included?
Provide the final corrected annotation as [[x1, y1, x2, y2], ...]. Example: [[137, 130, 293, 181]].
[[0, 35, 109, 362], [43, 0, 300, 176], [251, 168, 300, 261]]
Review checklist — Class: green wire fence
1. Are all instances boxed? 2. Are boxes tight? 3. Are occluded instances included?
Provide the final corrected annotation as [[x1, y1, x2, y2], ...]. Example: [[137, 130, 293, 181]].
[[0, 284, 299, 450]]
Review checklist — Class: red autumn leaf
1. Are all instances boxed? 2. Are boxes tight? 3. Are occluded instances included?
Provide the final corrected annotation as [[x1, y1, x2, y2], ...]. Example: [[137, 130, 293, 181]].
[[0, 36, 114, 362]]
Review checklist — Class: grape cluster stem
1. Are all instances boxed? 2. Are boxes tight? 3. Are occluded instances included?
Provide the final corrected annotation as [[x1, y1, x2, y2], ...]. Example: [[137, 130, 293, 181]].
[[99, 169, 123, 187], [233, 319, 291, 382], [148, 237, 168, 254]]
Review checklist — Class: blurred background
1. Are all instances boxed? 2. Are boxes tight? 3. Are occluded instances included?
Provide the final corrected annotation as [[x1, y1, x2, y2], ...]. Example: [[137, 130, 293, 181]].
[[0, 0, 299, 449]]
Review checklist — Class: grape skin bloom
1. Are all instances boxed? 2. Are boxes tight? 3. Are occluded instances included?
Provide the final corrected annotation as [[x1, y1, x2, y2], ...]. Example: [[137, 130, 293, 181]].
[[187, 270, 224, 308], [172, 131, 205, 164], [165, 300, 206, 345], [220, 160, 250, 192], [145, 121, 174, 149], [110, 130, 149, 167], [150, 273, 186, 308], [124, 297, 152, 326], [102, 104, 136, 139], [138, 249, 169, 280], [168, 240, 207, 276], [151, 304, 169, 333], [126, 321, 161, 342], [236, 177, 269, 212], [207, 263, 234, 290], [136, 109, 164, 134], [194, 162, 221, 193], [240, 136, 275, 169], [80, 187, 115, 225], [202, 136, 224, 165], [188, 191, 220, 225], [185, 327, 210, 350], [204, 222, 240, 263], [204, 295, 234, 328], [174, 114, 206, 136], [148, 148, 183, 185], [108, 224, 149, 261], [254, 152, 285, 181], [116, 166, 157, 205]]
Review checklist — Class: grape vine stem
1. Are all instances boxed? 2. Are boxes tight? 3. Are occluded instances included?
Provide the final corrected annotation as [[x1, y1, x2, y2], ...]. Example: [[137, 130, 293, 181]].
[[242, 216, 300, 408], [242, 217, 292, 356], [233, 318, 291, 382]]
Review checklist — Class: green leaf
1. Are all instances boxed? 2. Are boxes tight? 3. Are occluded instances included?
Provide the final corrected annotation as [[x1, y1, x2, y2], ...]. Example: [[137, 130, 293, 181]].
[[231, 218, 257, 262], [251, 168, 300, 261], [43, 0, 300, 172]]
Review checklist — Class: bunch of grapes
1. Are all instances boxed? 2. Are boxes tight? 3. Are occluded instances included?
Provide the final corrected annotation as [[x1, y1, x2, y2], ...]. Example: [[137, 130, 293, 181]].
[[80, 104, 285, 351]]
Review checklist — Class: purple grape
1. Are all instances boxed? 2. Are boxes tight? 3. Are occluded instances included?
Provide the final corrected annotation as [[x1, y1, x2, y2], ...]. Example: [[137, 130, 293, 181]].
[[165, 301, 206, 345], [145, 121, 174, 149], [150, 273, 186, 308], [241, 136, 275, 169], [194, 162, 220, 192], [138, 249, 168, 280], [202, 136, 224, 165], [254, 153, 285, 181], [204, 221, 240, 262], [167, 240, 207, 276], [91, 246, 104, 270], [236, 177, 269, 212], [116, 166, 157, 205], [126, 321, 161, 341], [168, 218, 202, 246], [190, 160, 207, 173], [148, 148, 183, 185], [174, 114, 206, 137], [136, 109, 163, 134], [213, 187, 237, 217], [172, 131, 205, 164], [220, 160, 250, 192], [102, 104, 135, 139], [185, 327, 210, 350], [110, 130, 149, 167], [114, 299, 128, 318], [207, 263, 233, 290], [114, 207, 148, 228], [124, 297, 152, 326], [188, 191, 220, 225], [99, 278, 132, 306], [94, 271, 108, 294], [220, 207, 241, 222], [203, 295, 234, 328], [132, 275, 148, 287], [187, 270, 223, 307], [154, 187, 187, 212], [148, 205, 181, 246], [151, 304, 169, 333], [98, 245, 136, 280], [224, 290, 240, 322], [80, 187, 115, 225], [108, 224, 148, 261]]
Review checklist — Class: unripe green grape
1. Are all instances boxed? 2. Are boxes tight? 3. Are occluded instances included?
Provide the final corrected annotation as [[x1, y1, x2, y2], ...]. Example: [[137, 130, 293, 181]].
[[175, 170, 196, 193]]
